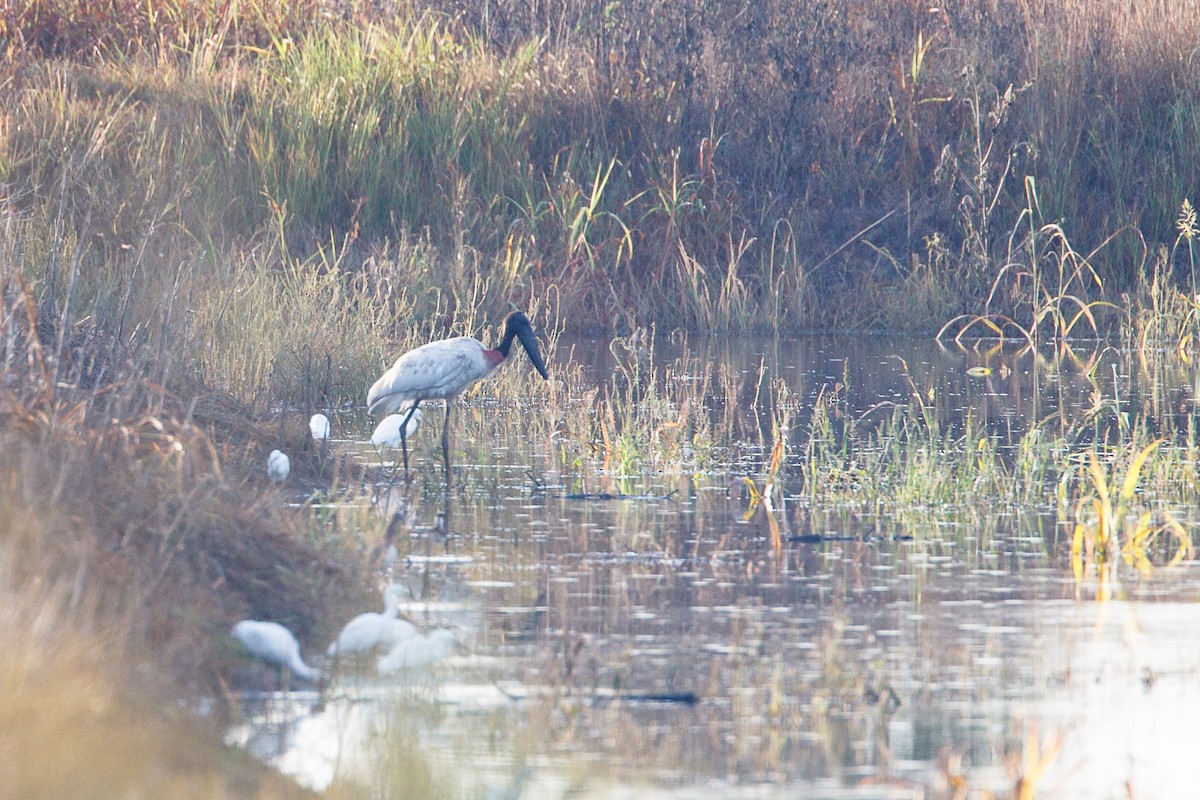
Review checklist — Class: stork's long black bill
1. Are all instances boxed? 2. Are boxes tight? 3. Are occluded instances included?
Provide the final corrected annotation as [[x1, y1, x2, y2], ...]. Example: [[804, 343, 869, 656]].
[[516, 322, 549, 379], [500, 312, 549, 379]]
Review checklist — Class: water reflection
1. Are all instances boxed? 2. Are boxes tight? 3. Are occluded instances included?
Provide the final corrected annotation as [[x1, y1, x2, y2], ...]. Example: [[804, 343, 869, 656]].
[[234, 336, 1200, 798]]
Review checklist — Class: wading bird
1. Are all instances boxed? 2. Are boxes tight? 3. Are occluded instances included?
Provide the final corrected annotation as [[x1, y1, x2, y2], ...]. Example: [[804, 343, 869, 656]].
[[231, 619, 321, 687], [327, 586, 418, 658], [370, 407, 424, 449], [309, 413, 331, 440], [366, 312, 549, 475], [377, 628, 456, 675], [267, 449, 290, 482]]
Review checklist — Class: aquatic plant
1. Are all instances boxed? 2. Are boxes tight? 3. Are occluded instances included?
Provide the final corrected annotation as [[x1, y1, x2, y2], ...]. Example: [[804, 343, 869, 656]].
[[1011, 722, 1064, 800], [1068, 439, 1193, 597], [938, 178, 1119, 346]]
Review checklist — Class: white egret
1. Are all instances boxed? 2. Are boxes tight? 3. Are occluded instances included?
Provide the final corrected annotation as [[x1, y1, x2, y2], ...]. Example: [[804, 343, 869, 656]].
[[267, 449, 290, 481], [309, 413, 331, 440], [370, 407, 423, 448], [366, 311, 549, 475], [327, 588, 419, 657], [376, 628, 456, 674], [231, 619, 321, 684]]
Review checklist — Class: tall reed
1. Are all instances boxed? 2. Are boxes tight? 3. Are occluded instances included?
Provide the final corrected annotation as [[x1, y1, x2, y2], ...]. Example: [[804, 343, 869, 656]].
[[7, 0, 1199, 346]]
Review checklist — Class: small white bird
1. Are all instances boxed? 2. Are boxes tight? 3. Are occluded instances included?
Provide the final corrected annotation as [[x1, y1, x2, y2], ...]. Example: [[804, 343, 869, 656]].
[[370, 407, 423, 448], [377, 628, 456, 674], [231, 619, 321, 683], [309, 413, 331, 440], [267, 449, 290, 481], [327, 587, 418, 657]]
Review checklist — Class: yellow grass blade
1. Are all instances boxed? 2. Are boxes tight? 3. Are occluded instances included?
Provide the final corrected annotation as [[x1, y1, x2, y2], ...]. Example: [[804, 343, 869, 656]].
[[1161, 512, 1193, 567], [1123, 511, 1156, 575], [1087, 452, 1110, 508], [1118, 439, 1162, 508], [741, 477, 762, 521]]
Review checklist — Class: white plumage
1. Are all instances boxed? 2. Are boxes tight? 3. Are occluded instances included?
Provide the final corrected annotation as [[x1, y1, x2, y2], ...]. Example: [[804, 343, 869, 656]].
[[366, 312, 549, 474], [327, 588, 419, 657], [309, 413, 331, 439], [368, 337, 503, 414], [232, 619, 321, 682], [267, 449, 290, 481], [376, 628, 456, 674], [370, 408, 423, 448]]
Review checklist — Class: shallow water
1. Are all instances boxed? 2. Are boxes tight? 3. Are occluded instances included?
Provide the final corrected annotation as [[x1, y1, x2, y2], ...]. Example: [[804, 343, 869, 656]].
[[230, 335, 1200, 799]]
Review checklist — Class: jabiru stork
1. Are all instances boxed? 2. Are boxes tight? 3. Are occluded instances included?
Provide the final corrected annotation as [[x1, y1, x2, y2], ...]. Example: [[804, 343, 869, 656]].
[[366, 311, 549, 476]]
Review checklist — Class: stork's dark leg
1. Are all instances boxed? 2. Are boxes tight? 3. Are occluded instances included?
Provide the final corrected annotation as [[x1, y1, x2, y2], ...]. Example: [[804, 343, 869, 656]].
[[440, 398, 455, 535], [397, 400, 421, 475], [441, 399, 453, 483]]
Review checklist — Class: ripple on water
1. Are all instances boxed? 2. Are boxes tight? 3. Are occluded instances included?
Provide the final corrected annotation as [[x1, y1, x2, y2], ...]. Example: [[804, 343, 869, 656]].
[[235, 336, 1200, 799]]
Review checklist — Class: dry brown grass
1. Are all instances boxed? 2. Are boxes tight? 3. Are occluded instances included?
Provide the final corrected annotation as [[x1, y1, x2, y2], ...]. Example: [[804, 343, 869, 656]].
[[0, 275, 372, 795], [0, 306, 367, 685], [0, 597, 321, 799], [4, 0, 1199, 337]]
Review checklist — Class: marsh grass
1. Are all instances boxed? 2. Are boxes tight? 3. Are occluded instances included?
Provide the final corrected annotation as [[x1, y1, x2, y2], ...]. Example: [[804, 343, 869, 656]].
[[592, 334, 715, 478], [190, 235, 404, 409], [1125, 199, 1200, 353], [938, 178, 1120, 346], [0, 596, 322, 800], [0, 271, 382, 794], [7, 0, 1200, 342], [310, 317, 1199, 597], [5, 0, 1200, 792], [1067, 440, 1194, 598], [242, 19, 545, 238], [799, 374, 1013, 510]]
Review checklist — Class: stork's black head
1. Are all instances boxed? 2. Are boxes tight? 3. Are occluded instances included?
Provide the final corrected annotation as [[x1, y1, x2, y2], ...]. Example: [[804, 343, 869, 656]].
[[498, 312, 549, 379]]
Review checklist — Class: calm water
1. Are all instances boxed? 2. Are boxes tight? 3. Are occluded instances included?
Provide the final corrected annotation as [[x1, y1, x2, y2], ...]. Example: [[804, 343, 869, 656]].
[[228, 335, 1200, 799]]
